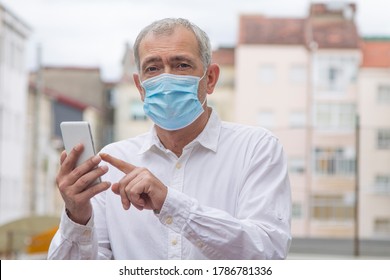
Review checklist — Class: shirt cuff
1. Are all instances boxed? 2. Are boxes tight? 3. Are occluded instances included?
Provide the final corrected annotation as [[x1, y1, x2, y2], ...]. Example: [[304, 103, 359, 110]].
[[156, 188, 193, 233], [60, 209, 95, 243]]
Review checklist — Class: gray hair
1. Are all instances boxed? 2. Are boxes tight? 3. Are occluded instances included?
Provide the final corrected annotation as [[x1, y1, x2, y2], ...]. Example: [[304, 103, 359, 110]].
[[133, 18, 211, 72]]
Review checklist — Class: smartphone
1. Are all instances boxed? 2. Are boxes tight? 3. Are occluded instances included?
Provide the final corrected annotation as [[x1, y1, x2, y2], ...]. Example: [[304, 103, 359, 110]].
[[60, 121, 101, 184]]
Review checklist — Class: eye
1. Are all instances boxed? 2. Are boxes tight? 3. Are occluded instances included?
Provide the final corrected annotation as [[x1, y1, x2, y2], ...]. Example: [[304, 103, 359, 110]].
[[145, 66, 159, 73], [177, 63, 191, 70]]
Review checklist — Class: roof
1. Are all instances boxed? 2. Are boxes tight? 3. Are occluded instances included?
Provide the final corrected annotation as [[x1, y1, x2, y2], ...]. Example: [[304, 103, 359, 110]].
[[43, 66, 101, 73], [361, 39, 390, 68], [238, 3, 360, 49], [309, 3, 356, 18], [309, 20, 360, 49], [29, 81, 91, 111], [212, 47, 235, 65], [238, 15, 306, 45], [31, 66, 105, 110]]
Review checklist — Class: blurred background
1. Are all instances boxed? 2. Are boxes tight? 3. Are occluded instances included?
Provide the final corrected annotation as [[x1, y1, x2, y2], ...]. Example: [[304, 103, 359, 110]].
[[0, 0, 389, 259]]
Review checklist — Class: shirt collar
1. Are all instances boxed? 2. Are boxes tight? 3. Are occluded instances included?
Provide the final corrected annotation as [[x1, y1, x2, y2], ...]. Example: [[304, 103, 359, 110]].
[[138, 109, 221, 155]]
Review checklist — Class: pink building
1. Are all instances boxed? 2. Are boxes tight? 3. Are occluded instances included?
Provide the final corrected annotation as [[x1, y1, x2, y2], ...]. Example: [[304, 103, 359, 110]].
[[236, 3, 363, 238]]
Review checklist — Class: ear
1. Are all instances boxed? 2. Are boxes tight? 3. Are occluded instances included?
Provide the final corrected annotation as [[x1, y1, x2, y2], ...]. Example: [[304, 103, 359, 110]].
[[133, 73, 145, 101], [205, 63, 220, 94]]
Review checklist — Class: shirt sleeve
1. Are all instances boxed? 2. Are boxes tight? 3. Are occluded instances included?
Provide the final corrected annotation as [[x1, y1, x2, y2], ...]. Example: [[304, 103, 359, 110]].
[[157, 136, 292, 259], [47, 209, 112, 260]]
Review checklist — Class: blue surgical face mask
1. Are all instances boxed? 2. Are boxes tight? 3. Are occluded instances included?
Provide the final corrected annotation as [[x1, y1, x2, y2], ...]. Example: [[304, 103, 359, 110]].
[[141, 72, 207, 131]]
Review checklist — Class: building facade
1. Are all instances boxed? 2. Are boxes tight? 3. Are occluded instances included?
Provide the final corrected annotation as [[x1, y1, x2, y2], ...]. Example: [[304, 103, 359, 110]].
[[209, 47, 235, 122], [307, 2, 361, 238], [236, 15, 311, 237], [112, 43, 152, 142], [358, 38, 390, 239], [0, 4, 30, 224], [235, 3, 375, 239]]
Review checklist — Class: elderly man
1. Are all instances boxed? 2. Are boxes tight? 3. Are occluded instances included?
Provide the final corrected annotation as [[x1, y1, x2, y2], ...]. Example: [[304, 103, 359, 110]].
[[48, 18, 291, 260]]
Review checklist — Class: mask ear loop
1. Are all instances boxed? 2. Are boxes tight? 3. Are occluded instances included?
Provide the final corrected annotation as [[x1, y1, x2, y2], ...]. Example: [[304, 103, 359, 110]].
[[137, 75, 147, 100], [198, 70, 208, 106], [199, 69, 208, 81], [200, 94, 207, 107]]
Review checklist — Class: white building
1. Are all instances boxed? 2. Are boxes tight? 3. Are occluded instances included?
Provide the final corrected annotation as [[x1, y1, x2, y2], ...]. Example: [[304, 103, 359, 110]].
[[112, 43, 152, 142], [0, 4, 30, 224]]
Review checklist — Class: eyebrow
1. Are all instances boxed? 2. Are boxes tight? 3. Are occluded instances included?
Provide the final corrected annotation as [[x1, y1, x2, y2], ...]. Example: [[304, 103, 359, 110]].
[[141, 56, 163, 69], [141, 54, 196, 69], [169, 55, 195, 64]]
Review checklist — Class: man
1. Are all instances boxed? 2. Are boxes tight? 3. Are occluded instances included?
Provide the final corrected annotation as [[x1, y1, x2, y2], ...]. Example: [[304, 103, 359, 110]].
[[48, 18, 291, 260]]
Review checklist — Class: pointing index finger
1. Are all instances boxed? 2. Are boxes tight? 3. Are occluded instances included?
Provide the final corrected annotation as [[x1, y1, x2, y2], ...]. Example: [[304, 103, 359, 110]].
[[100, 153, 136, 174]]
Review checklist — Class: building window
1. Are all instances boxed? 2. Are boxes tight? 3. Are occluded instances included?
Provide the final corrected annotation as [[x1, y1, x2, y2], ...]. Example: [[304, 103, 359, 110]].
[[318, 62, 344, 91], [289, 111, 306, 128], [130, 100, 147, 121], [377, 85, 390, 103], [314, 147, 355, 176], [315, 103, 355, 129], [258, 64, 275, 84], [292, 202, 303, 219], [311, 194, 354, 221], [257, 111, 274, 128], [374, 218, 390, 236], [377, 129, 390, 149], [328, 66, 342, 90], [317, 55, 358, 92], [289, 157, 305, 174], [290, 64, 306, 84], [374, 174, 390, 194]]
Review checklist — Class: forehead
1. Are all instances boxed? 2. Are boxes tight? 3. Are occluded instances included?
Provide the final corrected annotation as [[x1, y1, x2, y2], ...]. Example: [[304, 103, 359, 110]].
[[138, 26, 200, 63]]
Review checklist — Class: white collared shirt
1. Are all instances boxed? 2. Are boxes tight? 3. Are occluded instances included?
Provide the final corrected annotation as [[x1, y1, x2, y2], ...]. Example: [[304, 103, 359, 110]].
[[48, 110, 292, 259]]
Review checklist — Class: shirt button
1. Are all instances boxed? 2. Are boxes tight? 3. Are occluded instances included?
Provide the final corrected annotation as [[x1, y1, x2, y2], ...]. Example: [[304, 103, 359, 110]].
[[165, 216, 173, 225], [83, 229, 91, 237], [171, 239, 178, 246], [196, 240, 204, 248], [175, 162, 182, 169]]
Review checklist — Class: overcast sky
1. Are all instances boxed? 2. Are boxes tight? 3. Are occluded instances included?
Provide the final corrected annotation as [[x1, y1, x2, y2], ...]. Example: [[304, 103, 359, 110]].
[[2, 0, 390, 81]]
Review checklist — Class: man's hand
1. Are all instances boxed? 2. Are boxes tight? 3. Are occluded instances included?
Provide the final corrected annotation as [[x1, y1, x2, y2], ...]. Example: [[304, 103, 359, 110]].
[[100, 153, 167, 212], [56, 144, 110, 225]]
